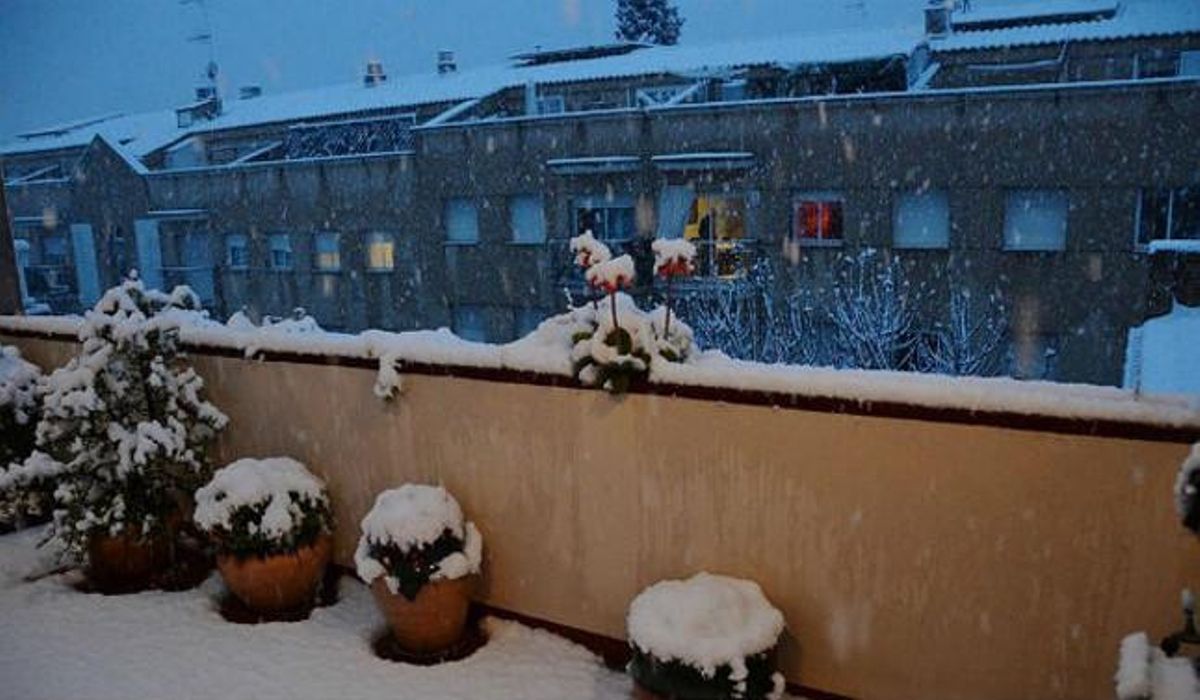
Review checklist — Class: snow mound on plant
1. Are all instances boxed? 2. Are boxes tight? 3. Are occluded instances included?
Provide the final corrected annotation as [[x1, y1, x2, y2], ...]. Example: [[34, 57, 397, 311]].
[[194, 457, 328, 539], [585, 255, 635, 292], [1174, 444, 1200, 523], [354, 484, 482, 589], [1116, 631, 1200, 700], [628, 572, 785, 680], [0, 346, 41, 427]]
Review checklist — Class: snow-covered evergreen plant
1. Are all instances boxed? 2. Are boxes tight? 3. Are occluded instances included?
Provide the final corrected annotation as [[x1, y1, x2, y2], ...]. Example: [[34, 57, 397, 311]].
[[15, 277, 228, 558], [355, 485, 482, 601], [615, 0, 684, 45], [573, 256, 653, 393], [194, 457, 332, 559], [0, 346, 48, 528]]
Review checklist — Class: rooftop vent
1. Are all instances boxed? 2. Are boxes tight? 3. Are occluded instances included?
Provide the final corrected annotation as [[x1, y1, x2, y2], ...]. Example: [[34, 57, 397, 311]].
[[239, 85, 262, 100], [364, 60, 387, 87], [438, 50, 457, 75], [925, 0, 952, 37]]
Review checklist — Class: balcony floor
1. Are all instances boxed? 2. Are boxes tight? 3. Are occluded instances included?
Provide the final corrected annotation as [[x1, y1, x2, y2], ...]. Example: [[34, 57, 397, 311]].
[[0, 527, 634, 700]]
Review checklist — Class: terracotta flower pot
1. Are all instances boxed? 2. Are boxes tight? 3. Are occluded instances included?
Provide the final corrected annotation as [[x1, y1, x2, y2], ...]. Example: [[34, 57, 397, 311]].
[[87, 528, 168, 588], [370, 575, 474, 654], [217, 535, 332, 612]]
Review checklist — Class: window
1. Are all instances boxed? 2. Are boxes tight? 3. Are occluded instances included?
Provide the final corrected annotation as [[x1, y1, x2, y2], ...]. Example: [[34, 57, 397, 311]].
[[268, 233, 293, 270], [314, 232, 341, 271], [1137, 50, 1178, 79], [1136, 187, 1200, 247], [685, 195, 749, 278], [453, 305, 487, 342], [793, 194, 844, 245], [509, 195, 546, 244], [893, 191, 950, 249], [536, 95, 565, 115], [573, 195, 636, 242], [366, 231, 395, 271], [445, 198, 479, 244], [42, 233, 68, 266], [1182, 51, 1200, 77], [1003, 190, 1068, 251], [514, 308, 548, 339], [225, 233, 249, 269]]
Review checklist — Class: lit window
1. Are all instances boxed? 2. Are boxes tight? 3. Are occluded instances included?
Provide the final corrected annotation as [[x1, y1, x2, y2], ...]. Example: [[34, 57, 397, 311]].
[[268, 233, 292, 270], [510, 195, 546, 244], [314, 232, 340, 271], [366, 231, 395, 271], [793, 195, 844, 245], [225, 233, 249, 269], [1004, 190, 1068, 251], [685, 195, 748, 278], [445, 198, 479, 244], [1137, 187, 1200, 247], [573, 194, 635, 242], [893, 191, 949, 249]]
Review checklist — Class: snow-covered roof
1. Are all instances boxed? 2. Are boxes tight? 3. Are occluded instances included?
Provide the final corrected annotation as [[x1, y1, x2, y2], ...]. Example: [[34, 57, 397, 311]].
[[951, 0, 1119, 30], [0, 26, 921, 161], [935, 0, 1200, 51]]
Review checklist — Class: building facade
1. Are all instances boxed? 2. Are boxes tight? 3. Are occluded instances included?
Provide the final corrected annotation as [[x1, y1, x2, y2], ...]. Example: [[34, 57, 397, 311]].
[[3, 1, 1199, 385]]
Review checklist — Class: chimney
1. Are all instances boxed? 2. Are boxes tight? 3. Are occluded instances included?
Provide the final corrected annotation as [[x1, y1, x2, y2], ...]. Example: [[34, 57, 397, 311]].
[[925, 0, 952, 36], [438, 50, 457, 75], [364, 60, 387, 87], [239, 85, 262, 100]]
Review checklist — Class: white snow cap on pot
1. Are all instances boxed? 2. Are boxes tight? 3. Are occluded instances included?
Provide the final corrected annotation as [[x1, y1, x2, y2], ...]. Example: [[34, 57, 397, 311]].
[[1174, 443, 1200, 519], [194, 457, 328, 538], [628, 572, 786, 684], [354, 484, 483, 591]]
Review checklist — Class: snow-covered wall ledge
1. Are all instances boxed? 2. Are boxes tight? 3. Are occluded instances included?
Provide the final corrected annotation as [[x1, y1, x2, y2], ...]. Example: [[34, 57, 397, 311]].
[[2, 313, 1198, 443]]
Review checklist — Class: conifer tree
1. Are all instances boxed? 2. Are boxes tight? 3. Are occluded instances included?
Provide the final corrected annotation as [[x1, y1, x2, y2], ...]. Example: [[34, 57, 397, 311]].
[[615, 0, 684, 46]]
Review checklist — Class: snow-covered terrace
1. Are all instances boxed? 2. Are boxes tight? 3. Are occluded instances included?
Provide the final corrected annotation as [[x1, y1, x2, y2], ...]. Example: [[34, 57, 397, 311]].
[[1, 309, 1198, 699]]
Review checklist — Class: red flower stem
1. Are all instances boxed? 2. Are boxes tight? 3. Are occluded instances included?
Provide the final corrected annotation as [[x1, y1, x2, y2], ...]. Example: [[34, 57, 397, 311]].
[[664, 275, 673, 338]]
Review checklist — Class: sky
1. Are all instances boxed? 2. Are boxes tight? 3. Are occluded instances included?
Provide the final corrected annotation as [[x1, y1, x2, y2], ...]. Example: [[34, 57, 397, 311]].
[[0, 0, 1012, 140]]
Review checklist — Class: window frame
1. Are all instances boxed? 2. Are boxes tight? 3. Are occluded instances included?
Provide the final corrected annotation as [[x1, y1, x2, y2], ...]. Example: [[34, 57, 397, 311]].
[[225, 233, 250, 270], [313, 231, 341, 273], [267, 233, 293, 271], [365, 231, 396, 272], [892, 190, 950, 250], [792, 192, 845, 247], [1135, 187, 1200, 249], [1002, 189, 1069, 252], [445, 198, 480, 245], [508, 194, 547, 245], [571, 194, 637, 244]]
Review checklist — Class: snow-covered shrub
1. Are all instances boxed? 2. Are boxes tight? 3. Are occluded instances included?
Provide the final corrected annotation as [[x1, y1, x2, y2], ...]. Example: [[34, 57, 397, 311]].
[[16, 277, 228, 558], [1115, 630, 1200, 700], [355, 484, 482, 601], [1175, 444, 1200, 534], [627, 572, 786, 700], [194, 457, 332, 559], [0, 346, 48, 528]]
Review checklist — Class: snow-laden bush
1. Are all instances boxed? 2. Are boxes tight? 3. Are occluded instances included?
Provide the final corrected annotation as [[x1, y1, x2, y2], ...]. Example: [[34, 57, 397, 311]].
[[0, 347, 48, 528], [627, 572, 786, 700], [355, 485, 482, 601], [194, 457, 332, 559], [13, 277, 228, 557], [565, 233, 696, 393]]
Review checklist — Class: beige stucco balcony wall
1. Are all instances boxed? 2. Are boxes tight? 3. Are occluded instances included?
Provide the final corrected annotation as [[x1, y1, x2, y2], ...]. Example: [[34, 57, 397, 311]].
[[5, 332, 1198, 700]]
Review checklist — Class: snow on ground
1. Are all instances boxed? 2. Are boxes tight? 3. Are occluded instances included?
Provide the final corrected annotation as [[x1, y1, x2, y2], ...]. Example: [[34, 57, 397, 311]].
[[1125, 303, 1200, 398], [0, 527, 631, 700]]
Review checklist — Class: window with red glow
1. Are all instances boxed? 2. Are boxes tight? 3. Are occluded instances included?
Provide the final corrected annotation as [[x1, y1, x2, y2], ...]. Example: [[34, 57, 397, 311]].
[[793, 200, 843, 243]]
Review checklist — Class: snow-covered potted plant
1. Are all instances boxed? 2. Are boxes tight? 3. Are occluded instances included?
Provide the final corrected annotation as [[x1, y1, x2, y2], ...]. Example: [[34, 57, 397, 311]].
[[627, 572, 787, 700], [0, 345, 49, 531], [569, 230, 612, 310], [194, 457, 333, 613], [18, 277, 228, 589], [355, 484, 483, 654], [650, 237, 698, 363], [570, 255, 653, 393]]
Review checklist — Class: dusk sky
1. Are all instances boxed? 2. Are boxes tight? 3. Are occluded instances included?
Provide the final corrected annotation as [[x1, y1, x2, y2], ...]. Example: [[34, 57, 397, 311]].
[[0, 0, 935, 139]]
